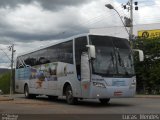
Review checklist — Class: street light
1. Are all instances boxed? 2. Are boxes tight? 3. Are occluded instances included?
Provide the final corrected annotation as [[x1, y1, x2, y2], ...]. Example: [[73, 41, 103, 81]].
[[105, 4, 114, 9], [105, 4, 130, 37]]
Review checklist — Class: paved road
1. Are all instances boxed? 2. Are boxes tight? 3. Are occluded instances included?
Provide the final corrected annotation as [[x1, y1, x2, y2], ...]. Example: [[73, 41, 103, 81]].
[[0, 94, 160, 120]]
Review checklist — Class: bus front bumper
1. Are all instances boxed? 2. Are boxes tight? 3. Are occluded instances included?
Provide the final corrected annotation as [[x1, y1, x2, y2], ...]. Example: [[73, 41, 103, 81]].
[[89, 85, 136, 99]]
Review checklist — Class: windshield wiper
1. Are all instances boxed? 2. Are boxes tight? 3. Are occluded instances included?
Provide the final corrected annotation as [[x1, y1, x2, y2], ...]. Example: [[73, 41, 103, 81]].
[[106, 52, 116, 74], [112, 48, 119, 75], [117, 49, 129, 75]]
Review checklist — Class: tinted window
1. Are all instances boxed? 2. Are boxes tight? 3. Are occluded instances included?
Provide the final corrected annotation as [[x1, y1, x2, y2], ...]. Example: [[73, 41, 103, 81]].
[[16, 40, 73, 68], [89, 35, 130, 49], [89, 35, 134, 77], [48, 40, 73, 64]]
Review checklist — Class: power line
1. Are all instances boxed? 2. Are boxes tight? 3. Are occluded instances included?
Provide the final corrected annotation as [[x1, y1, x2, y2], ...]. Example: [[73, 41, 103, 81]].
[[134, 16, 160, 21], [135, 16, 160, 20], [139, 4, 160, 7], [78, 8, 128, 27], [85, 13, 117, 27], [136, 17, 160, 21], [135, 22, 160, 26], [0, 48, 11, 61], [138, 0, 154, 3]]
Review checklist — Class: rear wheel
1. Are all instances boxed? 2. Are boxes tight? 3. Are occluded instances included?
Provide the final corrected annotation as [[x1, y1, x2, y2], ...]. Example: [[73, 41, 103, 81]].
[[99, 98, 110, 104], [65, 85, 77, 105], [24, 85, 36, 99]]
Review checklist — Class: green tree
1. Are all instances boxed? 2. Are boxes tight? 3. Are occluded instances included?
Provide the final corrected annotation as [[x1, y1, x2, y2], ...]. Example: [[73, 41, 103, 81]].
[[133, 37, 160, 94]]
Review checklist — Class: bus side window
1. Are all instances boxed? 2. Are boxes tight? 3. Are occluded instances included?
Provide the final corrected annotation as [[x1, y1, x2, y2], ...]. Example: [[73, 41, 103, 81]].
[[75, 36, 88, 81]]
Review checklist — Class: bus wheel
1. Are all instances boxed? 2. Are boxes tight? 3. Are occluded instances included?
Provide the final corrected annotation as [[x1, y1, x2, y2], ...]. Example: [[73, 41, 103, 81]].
[[24, 85, 36, 99], [66, 85, 77, 105], [99, 98, 110, 104], [24, 85, 29, 98]]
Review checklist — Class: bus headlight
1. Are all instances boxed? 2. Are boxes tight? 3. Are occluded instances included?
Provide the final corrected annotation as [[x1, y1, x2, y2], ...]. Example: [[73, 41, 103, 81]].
[[93, 82, 106, 88]]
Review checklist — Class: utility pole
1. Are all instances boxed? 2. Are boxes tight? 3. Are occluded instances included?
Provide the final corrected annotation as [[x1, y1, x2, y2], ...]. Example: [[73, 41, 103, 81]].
[[129, 0, 133, 41], [122, 0, 138, 41], [9, 44, 15, 98]]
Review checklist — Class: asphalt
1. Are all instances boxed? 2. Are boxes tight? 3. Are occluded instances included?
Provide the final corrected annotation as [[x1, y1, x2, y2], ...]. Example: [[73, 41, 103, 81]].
[[0, 94, 160, 101]]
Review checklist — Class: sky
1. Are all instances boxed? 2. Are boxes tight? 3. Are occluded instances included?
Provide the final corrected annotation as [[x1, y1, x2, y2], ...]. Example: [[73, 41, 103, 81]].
[[0, 0, 159, 68]]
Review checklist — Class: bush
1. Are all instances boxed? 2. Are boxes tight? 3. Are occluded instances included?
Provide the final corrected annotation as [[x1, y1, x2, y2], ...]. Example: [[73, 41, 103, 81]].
[[133, 37, 160, 94], [0, 72, 10, 94]]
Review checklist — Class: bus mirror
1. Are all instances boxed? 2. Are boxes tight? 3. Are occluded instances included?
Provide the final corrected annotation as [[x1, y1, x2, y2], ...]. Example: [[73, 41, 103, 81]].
[[86, 45, 96, 59], [133, 49, 144, 62]]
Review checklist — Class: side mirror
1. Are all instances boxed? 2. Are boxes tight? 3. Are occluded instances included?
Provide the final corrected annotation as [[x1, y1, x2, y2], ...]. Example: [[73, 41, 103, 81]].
[[133, 49, 144, 62], [86, 45, 96, 59]]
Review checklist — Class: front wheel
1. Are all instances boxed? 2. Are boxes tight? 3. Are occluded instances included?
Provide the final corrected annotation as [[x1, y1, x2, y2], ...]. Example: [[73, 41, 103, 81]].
[[24, 85, 36, 99], [24, 85, 29, 98], [66, 85, 77, 105], [99, 98, 110, 104]]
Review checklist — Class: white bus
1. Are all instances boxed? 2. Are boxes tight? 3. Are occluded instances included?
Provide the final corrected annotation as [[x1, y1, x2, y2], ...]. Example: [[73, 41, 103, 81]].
[[15, 34, 143, 104]]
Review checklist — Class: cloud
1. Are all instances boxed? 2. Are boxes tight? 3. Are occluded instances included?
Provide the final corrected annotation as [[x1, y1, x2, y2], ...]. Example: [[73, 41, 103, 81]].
[[0, 0, 93, 11], [0, 0, 120, 44], [0, 0, 32, 8], [0, 2, 90, 42], [34, 0, 94, 11], [0, 0, 159, 43], [133, 0, 160, 24], [0, 0, 160, 68]]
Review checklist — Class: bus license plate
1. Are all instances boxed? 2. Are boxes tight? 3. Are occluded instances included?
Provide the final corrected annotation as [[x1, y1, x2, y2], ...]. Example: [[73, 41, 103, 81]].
[[114, 91, 123, 96]]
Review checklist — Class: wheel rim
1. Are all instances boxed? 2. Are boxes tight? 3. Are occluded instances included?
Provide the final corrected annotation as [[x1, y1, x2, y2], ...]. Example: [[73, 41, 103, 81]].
[[25, 87, 28, 97], [66, 89, 73, 103]]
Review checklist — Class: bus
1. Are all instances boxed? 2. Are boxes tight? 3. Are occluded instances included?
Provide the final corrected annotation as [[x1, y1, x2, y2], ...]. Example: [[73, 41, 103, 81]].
[[15, 34, 143, 104]]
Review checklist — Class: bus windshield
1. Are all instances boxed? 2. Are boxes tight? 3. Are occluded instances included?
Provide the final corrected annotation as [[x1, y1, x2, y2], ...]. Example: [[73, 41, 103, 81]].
[[89, 35, 135, 77]]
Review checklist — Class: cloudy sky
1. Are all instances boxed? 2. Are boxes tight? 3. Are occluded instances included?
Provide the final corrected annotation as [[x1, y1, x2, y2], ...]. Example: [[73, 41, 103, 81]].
[[0, 0, 159, 68]]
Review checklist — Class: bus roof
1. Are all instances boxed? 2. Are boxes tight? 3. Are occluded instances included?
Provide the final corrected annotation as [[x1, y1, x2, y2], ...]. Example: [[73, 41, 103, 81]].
[[17, 33, 128, 57]]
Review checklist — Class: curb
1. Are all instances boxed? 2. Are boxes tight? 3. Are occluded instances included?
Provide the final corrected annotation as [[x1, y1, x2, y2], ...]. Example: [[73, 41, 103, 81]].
[[0, 96, 14, 101], [135, 95, 160, 99]]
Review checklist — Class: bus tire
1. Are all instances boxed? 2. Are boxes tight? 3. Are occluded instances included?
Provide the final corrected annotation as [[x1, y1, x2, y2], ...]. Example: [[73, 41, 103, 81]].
[[24, 85, 36, 99], [65, 85, 77, 105], [99, 98, 110, 104]]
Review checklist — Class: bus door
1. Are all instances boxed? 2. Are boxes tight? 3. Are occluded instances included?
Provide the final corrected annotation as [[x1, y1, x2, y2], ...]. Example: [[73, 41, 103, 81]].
[[75, 36, 88, 97], [81, 52, 90, 98]]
